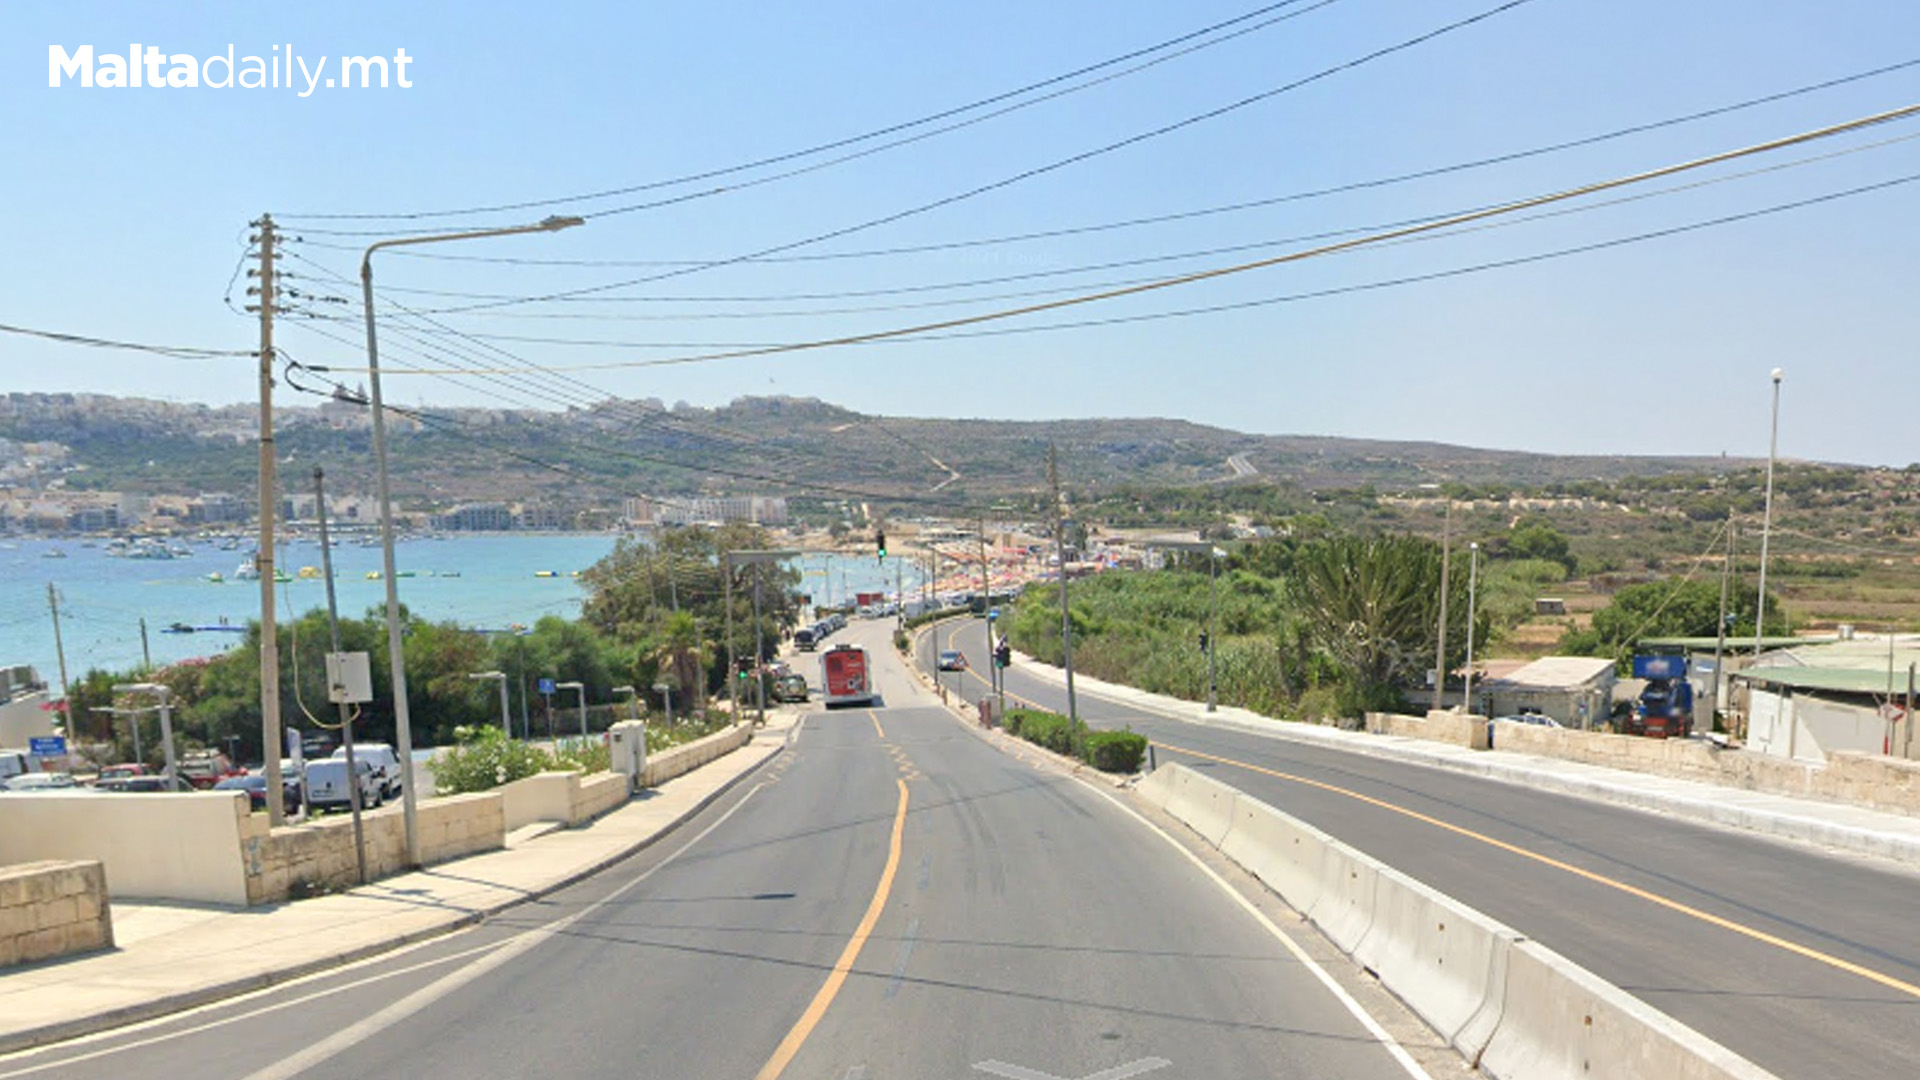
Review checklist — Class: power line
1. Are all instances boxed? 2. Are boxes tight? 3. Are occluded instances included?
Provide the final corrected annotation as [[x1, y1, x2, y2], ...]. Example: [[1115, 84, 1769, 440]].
[[273, 1, 1334, 225], [424, 0, 1543, 312], [0, 320, 255, 359], [294, 57, 1920, 270], [328, 102, 1920, 377]]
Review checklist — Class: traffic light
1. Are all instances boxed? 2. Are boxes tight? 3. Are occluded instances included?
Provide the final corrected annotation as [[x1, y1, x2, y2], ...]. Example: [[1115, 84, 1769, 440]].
[[876, 529, 887, 562], [995, 641, 1012, 669], [736, 656, 754, 681]]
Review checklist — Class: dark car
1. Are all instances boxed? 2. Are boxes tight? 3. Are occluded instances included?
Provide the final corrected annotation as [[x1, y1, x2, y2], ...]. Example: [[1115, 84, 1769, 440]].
[[214, 772, 303, 812], [937, 650, 968, 672], [98, 774, 183, 793]]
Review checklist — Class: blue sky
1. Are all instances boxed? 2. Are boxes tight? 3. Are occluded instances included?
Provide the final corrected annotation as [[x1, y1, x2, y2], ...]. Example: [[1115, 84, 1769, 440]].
[[5, 1, 1919, 466]]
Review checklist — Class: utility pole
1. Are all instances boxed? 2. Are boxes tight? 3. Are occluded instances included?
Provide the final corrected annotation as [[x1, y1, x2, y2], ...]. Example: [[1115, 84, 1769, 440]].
[[139, 616, 152, 672], [1433, 498, 1453, 713], [1050, 444, 1078, 727], [251, 214, 287, 824], [1755, 368, 1784, 658], [45, 583, 69, 702], [1712, 514, 1736, 726], [314, 468, 366, 884]]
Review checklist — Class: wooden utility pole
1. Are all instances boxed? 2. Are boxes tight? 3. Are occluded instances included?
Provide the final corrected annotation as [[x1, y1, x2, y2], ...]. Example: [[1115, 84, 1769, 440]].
[[1050, 444, 1078, 726], [46, 582, 69, 701], [253, 214, 287, 824]]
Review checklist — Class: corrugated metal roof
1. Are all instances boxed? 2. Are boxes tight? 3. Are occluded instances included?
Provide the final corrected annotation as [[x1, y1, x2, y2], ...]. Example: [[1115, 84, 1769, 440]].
[[1480, 656, 1618, 690], [1638, 636, 1831, 650], [1739, 666, 1917, 695]]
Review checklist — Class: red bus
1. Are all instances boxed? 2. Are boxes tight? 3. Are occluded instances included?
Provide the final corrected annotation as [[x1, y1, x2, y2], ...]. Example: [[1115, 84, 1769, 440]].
[[821, 644, 875, 708]]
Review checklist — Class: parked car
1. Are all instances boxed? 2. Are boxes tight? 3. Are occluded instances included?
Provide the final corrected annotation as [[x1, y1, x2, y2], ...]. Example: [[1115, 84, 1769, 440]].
[[771, 673, 810, 703], [214, 772, 303, 813], [0, 749, 30, 787], [305, 758, 381, 813], [98, 774, 182, 793], [95, 763, 151, 786], [3, 772, 78, 792], [937, 650, 969, 672], [333, 743, 402, 800], [177, 751, 242, 790]]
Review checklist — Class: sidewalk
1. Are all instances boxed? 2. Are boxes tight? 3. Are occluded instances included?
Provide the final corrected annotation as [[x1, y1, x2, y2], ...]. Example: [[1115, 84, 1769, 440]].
[[0, 710, 799, 1054], [1006, 650, 1920, 867]]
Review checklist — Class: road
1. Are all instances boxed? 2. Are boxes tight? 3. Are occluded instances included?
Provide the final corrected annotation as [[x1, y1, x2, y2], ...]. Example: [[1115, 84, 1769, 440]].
[[1, 624, 1429, 1080], [928, 618, 1920, 1080]]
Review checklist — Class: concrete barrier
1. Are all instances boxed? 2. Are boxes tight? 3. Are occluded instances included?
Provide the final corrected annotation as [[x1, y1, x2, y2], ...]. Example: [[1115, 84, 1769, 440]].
[[1141, 763, 1779, 1080], [1481, 940, 1776, 1080], [572, 771, 630, 823], [500, 771, 580, 831]]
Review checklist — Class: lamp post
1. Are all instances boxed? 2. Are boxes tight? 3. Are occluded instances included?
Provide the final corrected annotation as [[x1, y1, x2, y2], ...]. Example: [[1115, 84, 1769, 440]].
[[1754, 369, 1784, 659], [111, 683, 176, 790], [1463, 542, 1480, 716], [612, 684, 638, 721], [468, 671, 510, 738], [556, 680, 587, 741], [362, 215, 583, 868], [89, 705, 143, 765]]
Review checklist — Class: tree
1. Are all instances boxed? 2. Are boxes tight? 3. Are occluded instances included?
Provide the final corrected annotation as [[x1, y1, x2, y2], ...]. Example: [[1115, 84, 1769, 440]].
[[1292, 534, 1475, 708], [1505, 516, 1577, 573], [647, 610, 709, 709], [1561, 577, 1786, 656]]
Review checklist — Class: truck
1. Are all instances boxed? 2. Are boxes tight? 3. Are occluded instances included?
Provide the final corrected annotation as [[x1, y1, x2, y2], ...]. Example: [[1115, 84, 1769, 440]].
[[1627, 653, 1694, 739], [821, 644, 875, 708]]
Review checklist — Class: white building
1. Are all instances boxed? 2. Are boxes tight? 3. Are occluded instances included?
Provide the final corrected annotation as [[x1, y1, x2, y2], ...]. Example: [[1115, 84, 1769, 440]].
[[1475, 656, 1618, 729]]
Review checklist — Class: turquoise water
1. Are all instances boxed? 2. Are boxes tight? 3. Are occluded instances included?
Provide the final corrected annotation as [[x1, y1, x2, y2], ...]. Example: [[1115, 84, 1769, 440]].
[[3, 536, 917, 684]]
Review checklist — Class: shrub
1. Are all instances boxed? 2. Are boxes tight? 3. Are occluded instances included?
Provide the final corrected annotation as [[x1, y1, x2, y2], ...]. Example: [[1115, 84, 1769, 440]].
[[1082, 730, 1148, 773], [428, 725, 553, 794], [553, 737, 611, 775], [1005, 708, 1074, 754]]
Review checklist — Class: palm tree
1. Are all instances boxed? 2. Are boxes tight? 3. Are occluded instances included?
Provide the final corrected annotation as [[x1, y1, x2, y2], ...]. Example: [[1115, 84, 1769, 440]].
[[647, 610, 710, 711]]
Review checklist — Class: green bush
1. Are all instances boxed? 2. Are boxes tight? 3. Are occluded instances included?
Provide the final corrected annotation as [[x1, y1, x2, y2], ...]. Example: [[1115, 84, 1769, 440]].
[[553, 737, 611, 775], [1004, 708, 1073, 754], [428, 725, 553, 795], [1082, 730, 1148, 773]]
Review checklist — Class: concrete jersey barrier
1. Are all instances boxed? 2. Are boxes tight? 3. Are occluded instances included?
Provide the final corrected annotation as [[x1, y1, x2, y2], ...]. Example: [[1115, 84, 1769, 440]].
[[1138, 763, 1779, 1080]]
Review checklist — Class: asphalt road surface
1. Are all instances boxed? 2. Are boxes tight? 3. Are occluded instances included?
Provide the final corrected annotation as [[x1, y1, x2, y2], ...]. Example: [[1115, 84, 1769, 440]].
[[928, 616, 1920, 1080], [0, 625, 1431, 1080]]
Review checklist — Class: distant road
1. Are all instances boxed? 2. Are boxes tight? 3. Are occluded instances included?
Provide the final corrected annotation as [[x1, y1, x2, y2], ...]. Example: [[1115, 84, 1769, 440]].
[[929, 618, 1920, 1080], [1209, 454, 1257, 483]]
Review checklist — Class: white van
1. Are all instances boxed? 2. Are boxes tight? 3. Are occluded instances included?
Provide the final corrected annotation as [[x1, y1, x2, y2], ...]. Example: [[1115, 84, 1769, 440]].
[[332, 743, 401, 800], [0, 750, 31, 787], [305, 758, 381, 812]]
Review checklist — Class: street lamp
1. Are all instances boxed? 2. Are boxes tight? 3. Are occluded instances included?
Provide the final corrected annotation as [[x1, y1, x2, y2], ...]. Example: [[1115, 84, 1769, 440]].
[[1754, 369, 1784, 658], [612, 684, 639, 721], [111, 683, 176, 790], [555, 680, 587, 741], [89, 705, 144, 765], [364, 215, 583, 868], [467, 671, 510, 738], [1463, 542, 1480, 716]]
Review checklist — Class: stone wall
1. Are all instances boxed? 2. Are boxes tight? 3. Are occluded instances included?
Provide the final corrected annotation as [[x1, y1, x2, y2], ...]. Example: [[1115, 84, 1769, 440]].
[[573, 772, 631, 823], [500, 770, 632, 831], [1366, 710, 1489, 750], [0, 791, 253, 905], [0, 860, 112, 968], [241, 793, 504, 905], [641, 724, 752, 788]]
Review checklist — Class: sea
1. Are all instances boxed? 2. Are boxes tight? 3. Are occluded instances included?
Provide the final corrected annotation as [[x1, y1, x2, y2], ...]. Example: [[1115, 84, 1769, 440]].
[[1, 535, 920, 686]]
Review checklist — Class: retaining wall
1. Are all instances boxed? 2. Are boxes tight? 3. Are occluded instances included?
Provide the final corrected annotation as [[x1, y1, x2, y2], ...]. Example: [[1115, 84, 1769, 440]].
[[500, 770, 633, 831], [641, 724, 752, 788], [0, 860, 113, 968], [1137, 763, 1777, 1080], [1366, 710, 1489, 749]]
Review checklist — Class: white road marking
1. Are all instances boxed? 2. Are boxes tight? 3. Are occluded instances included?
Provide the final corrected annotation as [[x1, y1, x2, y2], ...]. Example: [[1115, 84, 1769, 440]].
[[236, 782, 768, 1080], [974, 1056, 1170, 1080]]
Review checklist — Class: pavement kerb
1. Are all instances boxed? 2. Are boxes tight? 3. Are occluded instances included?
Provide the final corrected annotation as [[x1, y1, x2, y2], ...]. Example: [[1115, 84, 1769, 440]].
[[1000, 647, 1920, 867], [0, 714, 796, 1056]]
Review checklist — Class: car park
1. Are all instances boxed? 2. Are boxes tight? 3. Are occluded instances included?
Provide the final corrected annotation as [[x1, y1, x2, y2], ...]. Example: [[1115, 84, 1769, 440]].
[[333, 743, 403, 800]]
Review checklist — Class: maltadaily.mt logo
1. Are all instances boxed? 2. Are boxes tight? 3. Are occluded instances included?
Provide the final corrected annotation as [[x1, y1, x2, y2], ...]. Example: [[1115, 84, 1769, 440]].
[[50, 45, 413, 96]]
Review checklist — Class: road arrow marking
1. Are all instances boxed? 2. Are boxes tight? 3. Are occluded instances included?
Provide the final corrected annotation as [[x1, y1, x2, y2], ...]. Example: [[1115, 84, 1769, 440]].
[[973, 1057, 1170, 1080]]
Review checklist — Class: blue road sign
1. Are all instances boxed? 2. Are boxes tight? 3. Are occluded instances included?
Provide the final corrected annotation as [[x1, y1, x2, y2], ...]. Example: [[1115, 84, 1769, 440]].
[[28, 736, 66, 757], [538, 677, 556, 695]]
